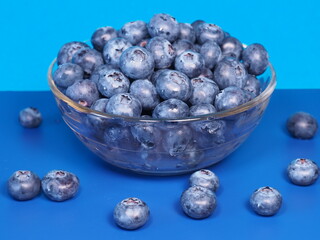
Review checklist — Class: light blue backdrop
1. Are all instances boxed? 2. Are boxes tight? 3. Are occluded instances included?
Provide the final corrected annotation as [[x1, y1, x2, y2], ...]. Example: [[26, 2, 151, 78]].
[[1, 0, 319, 90]]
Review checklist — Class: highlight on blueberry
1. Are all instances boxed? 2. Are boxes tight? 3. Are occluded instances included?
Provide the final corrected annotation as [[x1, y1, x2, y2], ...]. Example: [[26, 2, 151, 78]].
[[286, 112, 318, 139]]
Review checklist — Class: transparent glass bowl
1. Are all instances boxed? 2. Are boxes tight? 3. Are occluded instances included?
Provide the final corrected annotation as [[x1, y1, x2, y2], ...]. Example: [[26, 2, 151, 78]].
[[48, 60, 276, 175]]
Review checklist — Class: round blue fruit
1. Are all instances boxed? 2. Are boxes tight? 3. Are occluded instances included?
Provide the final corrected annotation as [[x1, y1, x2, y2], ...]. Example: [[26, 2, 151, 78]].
[[175, 50, 205, 78], [287, 158, 319, 186], [286, 112, 318, 139], [91, 26, 117, 52], [106, 93, 142, 117]]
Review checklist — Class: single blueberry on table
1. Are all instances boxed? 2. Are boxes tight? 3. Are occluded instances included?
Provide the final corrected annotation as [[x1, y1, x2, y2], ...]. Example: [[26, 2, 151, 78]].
[[200, 40, 221, 69], [146, 37, 176, 69], [57, 41, 89, 65], [106, 93, 142, 117], [190, 104, 217, 117], [41, 170, 80, 202], [250, 186, 282, 216], [174, 50, 205, 78], [72, 48, 104, 76], [119, 20, 149, 45], [178, 23, 196, 43], [242, 43, 269, 75], [7, 170, 41, 201], [113, 197, 150, 230], [286, 112, 318, 139], [90, 64, 119, 83], [119, 46, 155, 80], [152, 98, 189, 119], [147, 13, 180, 43], [103, 38, 132, 68], [172, 39, 194, 56], [129, 79, 160, 111], [243, 74, 261, 97], [97, 69, 130, 98], [213, 57, 247, 89], [189, 76, 219, 105], [66, 79, 100, 107], [180, 186, 217, 219], [287, 158, 319, 186], [91, 26, 118, 52], [19, 107, 42, 128], [215, 86, 247, 111], [189, 169, 220, 192], [53, 63, 84, 89], [155, 70, 191, 101], [220, 37, 243, 59], [195, 23, 224, 45]]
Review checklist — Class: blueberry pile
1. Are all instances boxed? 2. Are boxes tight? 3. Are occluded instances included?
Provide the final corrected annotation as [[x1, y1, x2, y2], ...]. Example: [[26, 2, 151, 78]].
[[53, 13, 270, 119]]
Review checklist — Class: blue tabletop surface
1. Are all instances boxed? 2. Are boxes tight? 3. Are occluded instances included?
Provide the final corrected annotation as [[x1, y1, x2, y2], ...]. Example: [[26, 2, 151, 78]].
[[0, 90, 319, 239]]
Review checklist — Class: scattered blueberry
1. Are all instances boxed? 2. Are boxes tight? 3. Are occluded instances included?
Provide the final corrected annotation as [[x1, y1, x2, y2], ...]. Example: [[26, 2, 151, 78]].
[[242, 43, 269, 75], [57, 41, 89, 65], [119, 20, 149, 45], [53, 63, 84, 88], [200, 41, 221, 69], [180, 186, 217, 219], [148, 13, 180, 43], [215, 86, 247, 111], [72, 48, 104, 76], [103, 38, 132, 68], [152, 98, 189, 119], [190, 104, 217, 117], [119, 46, 155, 79], [220, 37, 243, 59], [250, 186, 282, 216], [287, 158, 319, 186], [91, 26, 118, 52], [178, 23, 196, 43], [19, 107, 42, 128], [113, 197, 150, 230], [175, 50, 205, 78], [106, 93, 142, 117], [66, 79, 100, 107], [146, 37, 176, 69], [189, 76, 219, 105], [189, 169, 219, 192], [155, 70, 191, 101], [41, 170, 80, 202], [286, 112, 318, 139], [195, 23, 224, 45], [172, 39, 194, 56], [7, 170, 41, 201]]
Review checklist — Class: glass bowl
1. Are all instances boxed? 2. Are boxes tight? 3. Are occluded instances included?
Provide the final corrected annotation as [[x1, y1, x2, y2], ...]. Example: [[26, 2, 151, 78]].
[[47, 60, 276, 175]]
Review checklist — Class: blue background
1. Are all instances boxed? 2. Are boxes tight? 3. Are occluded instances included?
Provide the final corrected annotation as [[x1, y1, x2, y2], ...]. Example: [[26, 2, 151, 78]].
[[1, 0, 319, 90]]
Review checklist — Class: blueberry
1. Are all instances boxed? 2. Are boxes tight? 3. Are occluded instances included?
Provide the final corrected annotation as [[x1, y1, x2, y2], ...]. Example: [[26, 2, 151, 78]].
[[7, 170, 41, 201], [198, 68, 214, 79], [129, 79, 160, 111], [163, 125, 193, 157], [150, 69, 169, 84], [172, 39, 194, 56], [174, 50, 205, 78], [57, 41, 89, 65], [242, 43, 269, 75], [119, 46, 155, 79], [119, 20, 149, 45], [287, 158, 319, 186], [243, 74, 261, 97], [213, 57, 247, 89], [53, 63, 84, 88], [106, 93, 142, 117], [286, 112, 318, 139], [250, 186, 282, 216], [41, 170, 80, 202], [189, 169, 219, 192], [193, 44, 201, 53], [131, 121, 161, 149], [66, 79, 100, 107], [215, 86, 247, 111], [113, 197, 150, 230], [189, 76, 219, 105], [72, 48, 104, 76], [152, 98, 189, 119], [178, 23, 196, 43], [200, 41, 221, 69], [195, 23, 224, 45], [146, 37, 176, 69], [90, 64, 119, 83], [190, 104, 217, 116], [148, 13, 180, 43], [91, 26, 118, 52], [97, 69, 130, 98], [19, 107, 42, 128], [191, 20, 205, 31], [88, 98, 109, 132], [104, 125, 139, 150], [155, 70, 191, 101], [180, 186, 217, 219], [103, 38, 132, 68], [220, 37, 243, 59]]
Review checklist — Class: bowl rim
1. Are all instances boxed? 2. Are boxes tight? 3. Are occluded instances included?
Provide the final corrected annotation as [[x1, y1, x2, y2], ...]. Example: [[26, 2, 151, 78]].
[[47, 59, 276, 122]]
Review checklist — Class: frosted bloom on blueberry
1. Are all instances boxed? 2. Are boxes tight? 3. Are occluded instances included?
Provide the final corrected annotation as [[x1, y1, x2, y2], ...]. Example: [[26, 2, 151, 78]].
[[287, 158, 319, 186]]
